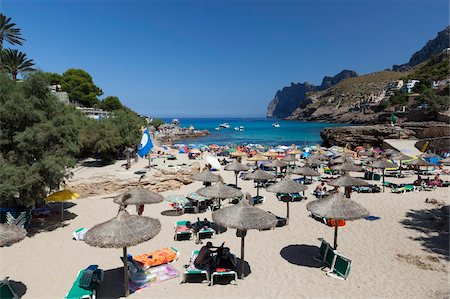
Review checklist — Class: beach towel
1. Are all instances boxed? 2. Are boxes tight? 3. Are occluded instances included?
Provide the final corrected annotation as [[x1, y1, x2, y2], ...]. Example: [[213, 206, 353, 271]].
[[129, 264, 180, 293], [365, 216, 381, 221], [133, 248, 177, 268], [175, 226, 191, 233]]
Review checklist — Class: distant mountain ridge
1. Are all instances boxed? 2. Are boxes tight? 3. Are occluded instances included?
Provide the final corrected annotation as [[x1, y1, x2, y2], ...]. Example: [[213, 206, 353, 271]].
[[393, 26, 450, 71], [266, 70, 357, 118]]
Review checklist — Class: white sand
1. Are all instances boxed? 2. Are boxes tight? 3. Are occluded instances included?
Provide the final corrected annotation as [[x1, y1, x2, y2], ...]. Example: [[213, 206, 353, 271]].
[[1, 153, 449, 298]]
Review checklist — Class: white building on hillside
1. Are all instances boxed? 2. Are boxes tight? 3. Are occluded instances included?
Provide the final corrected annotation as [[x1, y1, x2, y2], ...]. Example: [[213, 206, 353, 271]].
[[401, 80, 420, 93]]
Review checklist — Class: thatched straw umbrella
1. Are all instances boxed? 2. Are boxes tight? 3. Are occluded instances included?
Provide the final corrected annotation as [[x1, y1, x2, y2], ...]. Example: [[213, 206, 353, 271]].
[[212, 193, 277, 279], [306, 156, 324, 167], [331, 162, 363, 173], [0, 224, 27, 247], [264, 159, 288, 179], [330, 156, 347, 165], [281, 154, 298, 165], [369, 159, 398, 192], [327, 174, 369, 198], [230, 151, 247, 158], [306, 191, 369, 249], [196, 180, 243, 208], [266, 177, 308, 222], [113, 186, 163, 206], [244, 169, 275, 198], [404, 159, 435, 179], [288, 149, 303, 156], [84, 210, 161, 297], [291, 166, 321, 186], [224, 161, 250, 187], [390, 152, 412, 177], [191, 170, 220, 186], [247, 154, 268, 166], [262, 151, 278, 159]]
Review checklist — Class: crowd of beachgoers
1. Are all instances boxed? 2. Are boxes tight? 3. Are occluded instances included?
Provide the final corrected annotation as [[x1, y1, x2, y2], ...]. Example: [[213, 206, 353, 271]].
[[1, 142, 449, 298]]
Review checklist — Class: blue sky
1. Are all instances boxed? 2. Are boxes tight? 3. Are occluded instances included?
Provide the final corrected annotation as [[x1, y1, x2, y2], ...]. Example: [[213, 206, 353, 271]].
[[2, 0, 448, 117]]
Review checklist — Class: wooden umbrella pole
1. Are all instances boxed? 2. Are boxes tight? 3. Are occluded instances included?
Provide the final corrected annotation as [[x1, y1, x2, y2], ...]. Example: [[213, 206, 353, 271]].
[[235, 172, 238, 186], [61, 202, 64, 223], [382, 169, 385, 192], [333, 223, 338, 250], [123, 247, 129, 297], [240, 235, 245, 279]]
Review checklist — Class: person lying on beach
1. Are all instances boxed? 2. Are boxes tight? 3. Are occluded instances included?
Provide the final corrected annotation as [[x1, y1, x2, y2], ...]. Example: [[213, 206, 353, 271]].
[[212, 247, 237, 271]]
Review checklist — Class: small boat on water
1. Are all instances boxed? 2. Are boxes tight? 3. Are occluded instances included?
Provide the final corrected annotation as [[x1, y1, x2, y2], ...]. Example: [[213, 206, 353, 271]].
[[215, 127, 221, 131], [272, 123, 280, 128], [234, 126, 244, 132], [219, 123, 230, 129]]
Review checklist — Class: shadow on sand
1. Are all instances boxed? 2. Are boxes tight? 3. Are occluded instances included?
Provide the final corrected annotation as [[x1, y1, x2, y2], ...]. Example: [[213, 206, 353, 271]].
[[27, 202, 78, 237], [280, 244, 323, 268], [97, 267, 125, 299], [400, 206, 449, 260]]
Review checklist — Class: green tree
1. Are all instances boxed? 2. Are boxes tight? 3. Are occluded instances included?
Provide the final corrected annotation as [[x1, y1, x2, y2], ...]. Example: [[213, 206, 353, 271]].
[[61, 68, 103, 107], [148, 118, 165, 129], [0, 14, 25, 50], [43, 72, 63, 85], [1, 49, 35, 80], [0, 72, 80, 208], [101, 96, 123, 111]]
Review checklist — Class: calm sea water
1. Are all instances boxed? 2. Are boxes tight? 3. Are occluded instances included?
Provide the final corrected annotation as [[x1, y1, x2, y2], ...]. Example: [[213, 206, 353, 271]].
[[161, 118, 348, 147]]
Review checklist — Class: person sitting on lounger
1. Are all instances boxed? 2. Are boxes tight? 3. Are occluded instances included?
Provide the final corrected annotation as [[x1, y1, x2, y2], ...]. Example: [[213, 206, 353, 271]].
[[213, 247, 237, 271], [194, 242, 224, 271], [414, 176, 423, 187], [315, 182, 326, 198]]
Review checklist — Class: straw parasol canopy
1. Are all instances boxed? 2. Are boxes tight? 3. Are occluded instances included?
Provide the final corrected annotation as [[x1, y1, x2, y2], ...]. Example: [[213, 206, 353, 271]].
[[230, 151, 247, 157], [212, 193, 277, 279], [266, 177, 308, 221], [391, 152, 412, 161], [330, 156, 347, 164], [264, 159, 288, 169], [0, 224, 27, 247], [113, 186, 163, 206], [306, 191, 369, 249], [281, 155, 298, 163], [331, 162, 363, 173], [328, 174, 369, 188], [291, 166, 320, 177], [262, 151, 279, 158], [196, 180, 243, 209], [307, 156, 325, 166], [369, 159, 399, 192], [84, 210, 161, 297], [289, 149, 303, 155], [244, 169, 275, 197], [247, 154, 268, 162], [405, 159, 435, 179], [191, 170, 220, 183], [224, 161, 250, 186]]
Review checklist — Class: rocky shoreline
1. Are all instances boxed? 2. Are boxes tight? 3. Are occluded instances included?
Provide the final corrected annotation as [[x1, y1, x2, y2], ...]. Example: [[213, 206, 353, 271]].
[[320, 121, 450, 149]]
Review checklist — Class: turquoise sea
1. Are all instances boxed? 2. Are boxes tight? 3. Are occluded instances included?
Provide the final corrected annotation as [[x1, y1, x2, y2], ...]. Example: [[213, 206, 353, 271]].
[[161, 118, 348, 147]]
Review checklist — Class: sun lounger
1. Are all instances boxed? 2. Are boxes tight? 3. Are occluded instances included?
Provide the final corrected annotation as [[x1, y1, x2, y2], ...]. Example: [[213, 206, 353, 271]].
[[197, 227, 216, 240], [313, 238, 331, 263], [211, 255, 238, 286], [174, 221, 194, 241], [391, 184, 417, 193], [73, 228, 88, 241], [65, 267, 104, 299], [250, 195, 266, 205], [183, 250, 210, 284], [326, 253, 352, 280], [0, 277, 18, 299]]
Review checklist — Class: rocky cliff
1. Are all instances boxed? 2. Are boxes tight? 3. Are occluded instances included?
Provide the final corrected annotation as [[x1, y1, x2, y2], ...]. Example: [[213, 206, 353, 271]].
[[393, 26, 450, 71], [266, 70, 357, 118]]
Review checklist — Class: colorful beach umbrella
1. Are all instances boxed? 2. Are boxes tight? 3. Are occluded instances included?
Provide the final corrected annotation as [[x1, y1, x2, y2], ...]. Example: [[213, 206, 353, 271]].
[[46, 189, 80, 222]]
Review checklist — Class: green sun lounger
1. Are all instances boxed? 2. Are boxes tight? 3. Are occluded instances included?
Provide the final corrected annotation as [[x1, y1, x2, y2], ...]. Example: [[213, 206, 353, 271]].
[[65, 268, 104, 299], [326, 253, 352, 280], [391, 184, 416, 193], [211, 254, 238, 286], [174, 221, 194, 241], [313, 238, 331, 263], [183, 250, 210, 284]]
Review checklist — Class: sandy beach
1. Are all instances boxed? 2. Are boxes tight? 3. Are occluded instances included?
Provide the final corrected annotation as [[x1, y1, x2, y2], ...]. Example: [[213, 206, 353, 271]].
[[1, 153, 449, 299]]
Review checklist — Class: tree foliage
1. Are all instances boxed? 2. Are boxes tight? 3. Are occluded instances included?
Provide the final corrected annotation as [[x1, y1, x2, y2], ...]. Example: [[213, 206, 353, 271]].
[[0, 72, 80, 208], [148, 118, 165, 129], [0, 14, 25, 50], [1, 49, 35, 80], [100, 96, 123, 111], [61, 68, 103, 107]]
